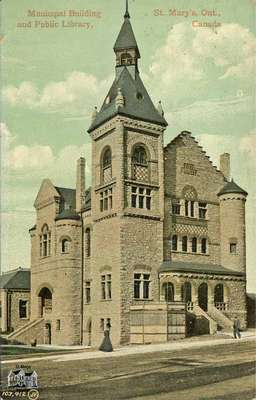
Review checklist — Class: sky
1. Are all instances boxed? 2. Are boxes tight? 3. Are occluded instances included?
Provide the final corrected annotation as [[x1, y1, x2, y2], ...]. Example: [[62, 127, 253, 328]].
[[1, 0, 255, 291]]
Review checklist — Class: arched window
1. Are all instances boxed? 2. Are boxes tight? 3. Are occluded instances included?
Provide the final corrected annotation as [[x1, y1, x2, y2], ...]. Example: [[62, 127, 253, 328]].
[[172, 235, 178, 251], [182, 236, 188, 252], [101, 147, 112, 183], [85, 228, 91, 257], [61, 238, 70, 254], [162, 282, 174, 302], [132, 145, 148, 181], [40, 225, 51, 257]]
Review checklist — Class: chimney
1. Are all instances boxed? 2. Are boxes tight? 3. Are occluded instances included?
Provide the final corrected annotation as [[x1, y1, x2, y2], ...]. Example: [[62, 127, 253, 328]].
[[220, 153, 230, 181], [76, 157, 86, 213]]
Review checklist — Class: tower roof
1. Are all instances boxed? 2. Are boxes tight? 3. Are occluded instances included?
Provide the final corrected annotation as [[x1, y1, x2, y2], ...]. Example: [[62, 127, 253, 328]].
[[217, 179, 248, 197], [113, 3, 140, 57], [88, 67, 167, 132]]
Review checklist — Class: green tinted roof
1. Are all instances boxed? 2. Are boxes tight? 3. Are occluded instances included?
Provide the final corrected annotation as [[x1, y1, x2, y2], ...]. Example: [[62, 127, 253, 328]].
[[88, 67, 167, 132], [218, 179, 248, 196]]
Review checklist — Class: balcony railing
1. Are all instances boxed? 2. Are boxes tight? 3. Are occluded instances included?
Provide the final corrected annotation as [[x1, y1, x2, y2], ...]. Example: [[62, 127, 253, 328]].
[[215, 302, 227, 311]]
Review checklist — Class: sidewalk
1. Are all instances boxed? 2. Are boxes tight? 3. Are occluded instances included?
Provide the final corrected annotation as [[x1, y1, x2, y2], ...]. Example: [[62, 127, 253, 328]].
[[2, 332, 255, 365]]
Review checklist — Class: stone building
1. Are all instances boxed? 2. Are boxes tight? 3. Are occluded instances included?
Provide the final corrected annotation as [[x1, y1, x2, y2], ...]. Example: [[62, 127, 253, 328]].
[[9, 5, 248, 346], [0, 267, 30, 333]]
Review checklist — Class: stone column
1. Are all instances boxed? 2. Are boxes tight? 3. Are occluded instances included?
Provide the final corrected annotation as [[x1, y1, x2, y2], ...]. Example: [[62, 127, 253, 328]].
[[191, 282, 198, 306], [1, 290, 8, 332]]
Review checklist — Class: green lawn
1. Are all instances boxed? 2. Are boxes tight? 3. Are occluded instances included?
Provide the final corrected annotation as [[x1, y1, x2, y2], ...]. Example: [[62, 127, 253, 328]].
[[1, 346, 66, 356]]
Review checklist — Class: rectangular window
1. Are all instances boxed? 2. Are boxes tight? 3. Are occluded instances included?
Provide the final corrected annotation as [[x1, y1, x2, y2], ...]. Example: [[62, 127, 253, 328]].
[[0, 301, 2, 318], [185, 200, 189, 216], [182, 236, 187, 252], [139, 194, 144, 208], [107, 274, 112, 299], [143, 274, 150, 299], [56, 319, 61, 331], [134, 273, 141, 299], [172, 199, 181, 215], [101, 275, 106, 300], [190, 201, 195, 217], [134, 273, 150, 299], [199, 202, 207, 219], [131, 187, 152, 210], [192, 237, 197, 253], [230, 243, 237, 254], [100, 188, 113, 212], [101, 274, 111, 300], [201, 238, 207, 254], [85, 282, 91, 303], [19, 300, 28, 319]]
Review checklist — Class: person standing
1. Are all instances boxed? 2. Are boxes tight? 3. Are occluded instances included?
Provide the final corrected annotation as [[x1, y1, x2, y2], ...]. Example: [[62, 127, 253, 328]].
[[99, 321, 113, 352], [233, 316, 241, 339]]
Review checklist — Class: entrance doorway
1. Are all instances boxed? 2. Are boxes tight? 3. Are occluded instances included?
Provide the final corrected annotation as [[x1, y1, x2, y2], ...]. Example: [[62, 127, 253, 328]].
[[45, 323, 51, 344], [198, 283, 208, 311], [38, 287, 52, 317]]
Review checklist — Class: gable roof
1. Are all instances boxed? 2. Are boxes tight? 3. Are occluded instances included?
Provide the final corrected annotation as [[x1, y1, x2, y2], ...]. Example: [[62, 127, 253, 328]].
[[160, 261, 245, 277], [88, 67, 167, 132], [217, 179, 248, 197], [0, 268, 30, 290], [165, 130, 226, 178], [113, 16, 140, 57]]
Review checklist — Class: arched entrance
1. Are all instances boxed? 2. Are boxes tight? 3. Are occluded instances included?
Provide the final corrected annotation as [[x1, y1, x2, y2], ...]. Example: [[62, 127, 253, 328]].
[[45, 323, 51, 344], [162, 282, 174, 302], [38, 287, 52, 317], [198, 283, 208, 311], [181, 282, 192, 303]]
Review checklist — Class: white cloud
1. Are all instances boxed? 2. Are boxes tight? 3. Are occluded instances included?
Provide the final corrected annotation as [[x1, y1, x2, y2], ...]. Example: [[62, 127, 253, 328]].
[[2, 71, 113, 115], [148, 22, 256, 107], [8, 145, 54, 169], [3, 82, 39, 107]]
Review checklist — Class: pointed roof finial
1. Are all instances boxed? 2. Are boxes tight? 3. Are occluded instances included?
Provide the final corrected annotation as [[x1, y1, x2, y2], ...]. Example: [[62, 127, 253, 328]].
[[124, 0, 130, 19]]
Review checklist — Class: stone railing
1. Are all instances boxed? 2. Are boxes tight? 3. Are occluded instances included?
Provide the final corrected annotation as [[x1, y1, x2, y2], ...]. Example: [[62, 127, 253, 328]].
[[214, 302, 227, 311]]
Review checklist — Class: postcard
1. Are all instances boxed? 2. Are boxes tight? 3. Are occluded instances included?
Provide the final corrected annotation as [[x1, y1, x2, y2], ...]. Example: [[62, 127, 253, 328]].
[[1, 1, 255, 399]]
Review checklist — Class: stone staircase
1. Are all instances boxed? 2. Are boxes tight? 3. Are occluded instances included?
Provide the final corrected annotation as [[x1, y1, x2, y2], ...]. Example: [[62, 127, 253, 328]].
[[8, 318, 45, 344], [207, 306, 233, 332], [193, 305, 218, 334]]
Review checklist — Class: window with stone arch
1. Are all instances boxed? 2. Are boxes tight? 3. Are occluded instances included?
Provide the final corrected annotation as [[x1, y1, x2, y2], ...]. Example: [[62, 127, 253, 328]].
[[101, 146, 112, 184], [132, 144, 149, 182], [40, 224, 51, 257], [60, 237, 71, 254]]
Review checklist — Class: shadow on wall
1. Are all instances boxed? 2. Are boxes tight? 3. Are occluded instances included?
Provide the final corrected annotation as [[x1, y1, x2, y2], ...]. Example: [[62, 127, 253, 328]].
[[186, 313, 210, 336], [247, 293, 256, 328]]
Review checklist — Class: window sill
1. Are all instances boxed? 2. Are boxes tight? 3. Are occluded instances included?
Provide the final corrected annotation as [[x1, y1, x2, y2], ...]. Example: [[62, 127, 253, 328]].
[[133, 298, 153, 301], [171, 250, 209, 256], [100, 299, 112, 302], [20, 317, 29, 320]]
